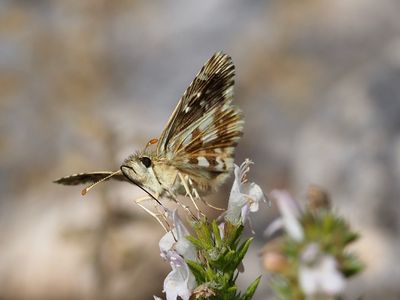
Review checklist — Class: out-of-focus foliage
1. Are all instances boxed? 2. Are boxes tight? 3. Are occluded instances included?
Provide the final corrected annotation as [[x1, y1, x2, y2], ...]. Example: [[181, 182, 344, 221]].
[[262, 188, 363, 299]]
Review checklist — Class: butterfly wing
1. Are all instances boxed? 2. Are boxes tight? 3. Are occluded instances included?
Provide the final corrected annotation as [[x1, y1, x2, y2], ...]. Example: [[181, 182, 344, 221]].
[[157, 52, 244, 190], [54, 171, 128, 185]]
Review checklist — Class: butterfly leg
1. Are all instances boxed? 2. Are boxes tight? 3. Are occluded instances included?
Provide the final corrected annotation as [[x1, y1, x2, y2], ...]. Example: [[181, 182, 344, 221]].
[[134, 196, 170, 232], [186, 177, 225, 212], [177, 172, 205, 218], [166, 190, 199, 221]]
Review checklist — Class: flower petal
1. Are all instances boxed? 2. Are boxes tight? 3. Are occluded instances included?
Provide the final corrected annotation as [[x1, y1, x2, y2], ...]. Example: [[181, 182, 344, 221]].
[[163, 252, 196, 300], [241, 203, 250, 224], [319, 256, 345, 294], [171, 209, 190, 239], [226, 160, 266, 224], [218, 222, 225, 239], [264, 218, 284, 237], [159, 231, 175, 258], [160, 210, 197, 261], [226, 164, 247, 223], [248, 183, 266, 212], [271, 190, 304, 242], [299, 265, 319, 295], [176, 237, 197, 262], [299, 245, 345, 296], [171, 210, 197, 261]]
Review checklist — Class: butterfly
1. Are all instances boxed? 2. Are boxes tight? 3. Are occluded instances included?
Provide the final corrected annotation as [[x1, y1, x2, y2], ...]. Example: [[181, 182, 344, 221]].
[[54, 52, 244, 215]]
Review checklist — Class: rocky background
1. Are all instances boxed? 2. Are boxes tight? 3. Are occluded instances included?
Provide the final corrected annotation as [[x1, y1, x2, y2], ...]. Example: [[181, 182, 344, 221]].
[[1, 0, 400, 299]]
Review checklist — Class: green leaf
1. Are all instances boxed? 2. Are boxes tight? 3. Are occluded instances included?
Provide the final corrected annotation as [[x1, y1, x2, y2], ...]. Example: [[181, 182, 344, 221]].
[[237, 238, 253, 256], [186, 235, 204, 250], [206, 265, 215, 281], [194, 221, 214, 249], [224, 222, 244, 247], [217, 250, 237, 273], [186, 260, 206, 283], [226, 286, 238, 297], [211, 220, 222, 247], [343, 231, 360, 245], [242, 276, 261, 300], [341, 254, 364, 277], [231, 224, 244, 246], [235, 238, 253, 267]]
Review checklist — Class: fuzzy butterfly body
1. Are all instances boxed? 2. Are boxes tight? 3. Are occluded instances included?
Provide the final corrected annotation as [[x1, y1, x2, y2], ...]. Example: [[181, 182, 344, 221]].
[[55, 52, 244, 202]]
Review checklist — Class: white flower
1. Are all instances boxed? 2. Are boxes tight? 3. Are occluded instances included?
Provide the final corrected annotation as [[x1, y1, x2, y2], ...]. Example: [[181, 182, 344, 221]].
[[163, 251, 197, 300], [226, 159, 267, 224], [159, 210, 197, 261], [159, 210, 197, 300], [218, 222, 225, 239], [299, 243, 345, 296], [266, 190, 304, 242]]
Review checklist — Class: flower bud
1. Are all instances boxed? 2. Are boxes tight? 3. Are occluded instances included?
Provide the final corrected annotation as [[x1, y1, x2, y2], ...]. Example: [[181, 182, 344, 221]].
[[260, 238, 289, 273], [307, 185, 331, 212]]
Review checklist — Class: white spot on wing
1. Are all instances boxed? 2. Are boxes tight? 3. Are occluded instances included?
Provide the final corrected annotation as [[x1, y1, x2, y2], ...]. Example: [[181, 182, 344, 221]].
[[182, 134, 192, 146], [216, 157, 225, 170], [197, 156, 209, 167], [199, 116, 214, 131], [202, 131, 218, 143], [222, 103, 230, 111], [224, 86, 234, 98], [224, 147, 234, 155], [224, 158, 234, 169]]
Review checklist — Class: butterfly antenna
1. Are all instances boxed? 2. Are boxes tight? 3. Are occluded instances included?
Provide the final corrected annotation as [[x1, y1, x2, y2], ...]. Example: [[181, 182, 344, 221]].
[[81, 170, 121, 196], [144, 138, 158, 152]]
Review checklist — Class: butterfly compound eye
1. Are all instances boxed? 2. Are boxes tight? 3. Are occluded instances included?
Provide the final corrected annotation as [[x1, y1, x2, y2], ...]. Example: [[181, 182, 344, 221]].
[[140, 156, 152, 168]]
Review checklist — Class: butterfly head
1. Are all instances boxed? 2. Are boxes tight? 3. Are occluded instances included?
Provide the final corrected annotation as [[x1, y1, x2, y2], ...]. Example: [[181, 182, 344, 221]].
[[120, 153, 161, 194]]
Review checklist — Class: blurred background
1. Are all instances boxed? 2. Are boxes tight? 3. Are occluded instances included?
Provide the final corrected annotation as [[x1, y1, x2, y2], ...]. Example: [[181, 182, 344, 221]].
[[1, 0, 400, 299]]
